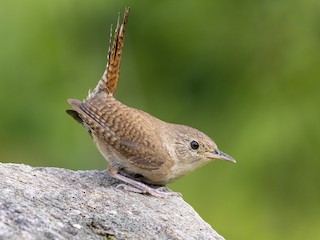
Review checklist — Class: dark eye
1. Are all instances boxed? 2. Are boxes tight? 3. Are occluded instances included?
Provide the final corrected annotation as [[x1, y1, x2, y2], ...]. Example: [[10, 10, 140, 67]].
[[190, 140, 199, 150]]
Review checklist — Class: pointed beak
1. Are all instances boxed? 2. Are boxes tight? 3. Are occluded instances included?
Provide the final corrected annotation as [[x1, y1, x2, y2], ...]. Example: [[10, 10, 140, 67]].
[[205, 149, 236, 163]]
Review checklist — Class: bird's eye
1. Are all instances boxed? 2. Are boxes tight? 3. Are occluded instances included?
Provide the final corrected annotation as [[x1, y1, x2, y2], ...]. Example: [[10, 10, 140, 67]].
[[190, 140, 199, 150]]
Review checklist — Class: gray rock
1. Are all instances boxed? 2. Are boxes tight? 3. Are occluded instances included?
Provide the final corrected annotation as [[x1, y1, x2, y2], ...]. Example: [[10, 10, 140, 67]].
[[0, 163, 224, 240]]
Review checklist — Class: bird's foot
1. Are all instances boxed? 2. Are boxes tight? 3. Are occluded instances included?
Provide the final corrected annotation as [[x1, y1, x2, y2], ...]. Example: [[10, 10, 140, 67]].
[[155, 186, 182, 197], [108, 166, 181, 197], [116, 183, 180, 198]]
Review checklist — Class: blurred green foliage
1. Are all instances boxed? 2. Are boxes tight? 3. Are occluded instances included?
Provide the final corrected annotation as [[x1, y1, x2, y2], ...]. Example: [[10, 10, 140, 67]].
[[1, 0, 319, 239]]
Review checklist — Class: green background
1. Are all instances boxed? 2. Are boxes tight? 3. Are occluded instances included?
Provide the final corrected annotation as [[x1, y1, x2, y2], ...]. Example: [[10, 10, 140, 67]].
[[1, 0, 319, 239]]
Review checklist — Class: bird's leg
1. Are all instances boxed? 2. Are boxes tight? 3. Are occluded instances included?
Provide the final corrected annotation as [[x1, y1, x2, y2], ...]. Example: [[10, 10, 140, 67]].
[[107, 166, 180, 198]]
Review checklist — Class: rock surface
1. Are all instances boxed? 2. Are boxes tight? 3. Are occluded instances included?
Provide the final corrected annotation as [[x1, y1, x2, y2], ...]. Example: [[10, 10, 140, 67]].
[[0, 163, 224, 240]]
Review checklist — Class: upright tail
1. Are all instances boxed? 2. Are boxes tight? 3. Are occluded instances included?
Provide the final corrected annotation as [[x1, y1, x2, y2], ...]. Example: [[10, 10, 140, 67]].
[[88, 7, 130, 99]]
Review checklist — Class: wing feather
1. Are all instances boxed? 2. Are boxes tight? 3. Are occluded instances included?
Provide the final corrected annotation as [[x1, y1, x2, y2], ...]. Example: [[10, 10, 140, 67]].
[[67, 96, 166, 170]]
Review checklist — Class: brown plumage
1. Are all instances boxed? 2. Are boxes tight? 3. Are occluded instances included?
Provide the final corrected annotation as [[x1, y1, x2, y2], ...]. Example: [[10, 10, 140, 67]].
[[67, 8, 235, 197]]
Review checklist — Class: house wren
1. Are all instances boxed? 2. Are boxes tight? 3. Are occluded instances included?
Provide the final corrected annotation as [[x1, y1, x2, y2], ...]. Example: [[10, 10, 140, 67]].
[[67, 8, 235, 197]]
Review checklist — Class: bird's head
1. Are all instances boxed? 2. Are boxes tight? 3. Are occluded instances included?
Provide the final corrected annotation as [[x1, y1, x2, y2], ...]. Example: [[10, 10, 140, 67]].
[[165, 124, 235, 179]]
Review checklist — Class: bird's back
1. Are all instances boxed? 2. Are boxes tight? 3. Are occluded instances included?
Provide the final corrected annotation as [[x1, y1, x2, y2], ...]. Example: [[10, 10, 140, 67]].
[[68, 93, 174, 184]]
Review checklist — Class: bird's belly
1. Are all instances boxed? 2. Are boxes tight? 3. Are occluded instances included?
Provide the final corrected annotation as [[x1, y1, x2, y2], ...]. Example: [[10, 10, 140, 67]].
[[92, 133, 171, 185]]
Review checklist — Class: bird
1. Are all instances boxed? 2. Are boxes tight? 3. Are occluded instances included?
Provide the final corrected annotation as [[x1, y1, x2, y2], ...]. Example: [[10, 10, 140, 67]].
[[66, 7, 235, 197]]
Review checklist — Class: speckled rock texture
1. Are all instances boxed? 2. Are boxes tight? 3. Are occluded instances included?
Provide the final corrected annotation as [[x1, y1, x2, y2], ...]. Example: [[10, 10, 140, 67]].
[[0, 163, 224, 240]]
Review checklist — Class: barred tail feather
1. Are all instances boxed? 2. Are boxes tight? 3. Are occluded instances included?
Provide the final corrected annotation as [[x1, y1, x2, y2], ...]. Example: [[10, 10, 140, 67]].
[[88, 7, 130, 99]]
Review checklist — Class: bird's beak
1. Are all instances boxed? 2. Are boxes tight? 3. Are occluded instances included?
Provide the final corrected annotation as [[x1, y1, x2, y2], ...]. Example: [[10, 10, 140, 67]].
[[205, 149, 236, 163]]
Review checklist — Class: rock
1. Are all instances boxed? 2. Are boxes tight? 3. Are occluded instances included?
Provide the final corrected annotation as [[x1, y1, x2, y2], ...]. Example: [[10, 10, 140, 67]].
[[0, 163, 224, 240]]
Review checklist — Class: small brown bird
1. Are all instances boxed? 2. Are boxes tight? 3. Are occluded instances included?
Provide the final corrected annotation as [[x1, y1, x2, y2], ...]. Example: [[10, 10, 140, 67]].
[[67, 8, 235, 197]]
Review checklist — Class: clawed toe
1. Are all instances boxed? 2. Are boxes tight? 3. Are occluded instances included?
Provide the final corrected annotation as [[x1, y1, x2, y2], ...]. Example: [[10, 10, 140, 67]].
[[116, 184, 144, 193], [155, 186, 182, 197], [115, 183, 181, 198]]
